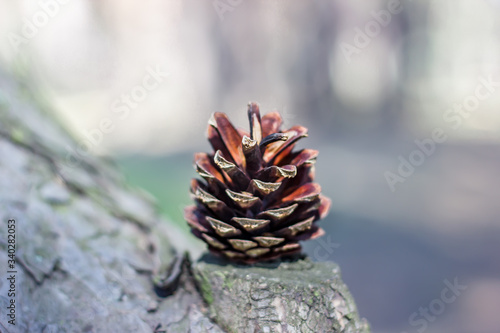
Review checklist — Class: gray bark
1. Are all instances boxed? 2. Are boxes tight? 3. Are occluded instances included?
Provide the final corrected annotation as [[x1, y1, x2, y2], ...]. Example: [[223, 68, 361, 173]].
[[193, 255, 370, 333], [0, 69, 369, 332]]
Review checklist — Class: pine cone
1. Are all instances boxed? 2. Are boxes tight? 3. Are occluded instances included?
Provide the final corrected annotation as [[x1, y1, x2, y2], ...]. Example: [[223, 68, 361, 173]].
[[184, 103, 331, 264]]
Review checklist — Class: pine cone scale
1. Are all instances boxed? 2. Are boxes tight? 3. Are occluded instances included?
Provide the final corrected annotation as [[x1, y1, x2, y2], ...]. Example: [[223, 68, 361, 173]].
[[261, 112, 283, 137], [211, 113, 246, 168], [257, 203, 298, 221]]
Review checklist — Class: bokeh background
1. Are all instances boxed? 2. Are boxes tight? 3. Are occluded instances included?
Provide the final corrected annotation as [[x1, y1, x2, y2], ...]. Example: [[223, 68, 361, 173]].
[[1, 1, 500, 332]]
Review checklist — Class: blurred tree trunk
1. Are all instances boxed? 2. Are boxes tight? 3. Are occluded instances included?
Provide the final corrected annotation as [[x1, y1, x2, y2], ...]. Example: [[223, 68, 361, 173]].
[[0, 69, 220, 332]]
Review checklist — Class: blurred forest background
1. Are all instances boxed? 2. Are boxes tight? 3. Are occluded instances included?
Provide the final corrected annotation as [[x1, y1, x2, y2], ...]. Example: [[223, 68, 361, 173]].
[[1, 1, 500, 332]]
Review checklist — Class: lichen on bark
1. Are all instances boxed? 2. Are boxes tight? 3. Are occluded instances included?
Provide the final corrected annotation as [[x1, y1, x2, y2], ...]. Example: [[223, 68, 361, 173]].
[[193, 254, 370, 333]]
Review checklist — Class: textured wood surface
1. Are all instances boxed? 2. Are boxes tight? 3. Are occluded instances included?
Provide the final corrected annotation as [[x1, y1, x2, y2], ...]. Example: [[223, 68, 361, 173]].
[[193, 254, 370, 333]]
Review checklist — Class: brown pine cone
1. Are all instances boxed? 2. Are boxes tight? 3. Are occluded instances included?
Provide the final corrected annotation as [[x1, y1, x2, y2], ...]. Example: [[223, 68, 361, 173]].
[[184, 102, 331, 264]]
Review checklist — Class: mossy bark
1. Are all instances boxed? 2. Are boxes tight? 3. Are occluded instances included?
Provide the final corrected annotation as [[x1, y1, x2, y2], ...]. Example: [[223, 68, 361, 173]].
[[193, 255, 370, 333]]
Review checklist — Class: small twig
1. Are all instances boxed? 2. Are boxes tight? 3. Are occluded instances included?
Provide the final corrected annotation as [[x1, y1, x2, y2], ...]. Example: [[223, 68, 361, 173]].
[[153, 252, 189, 297]]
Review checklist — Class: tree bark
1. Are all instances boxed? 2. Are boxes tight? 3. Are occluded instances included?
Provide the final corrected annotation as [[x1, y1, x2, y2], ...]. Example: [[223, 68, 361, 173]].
[[0, 69, 369, 332], [193, 255, 370, 333]]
